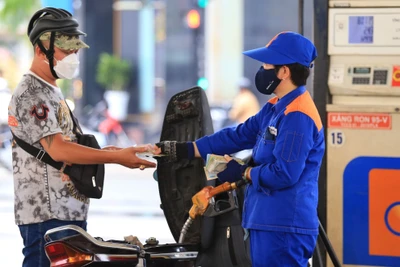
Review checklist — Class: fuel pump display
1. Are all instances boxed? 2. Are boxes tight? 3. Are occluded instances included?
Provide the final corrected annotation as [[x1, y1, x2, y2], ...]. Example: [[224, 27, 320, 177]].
[[348, 16, 373, 44], [328, 5, 400, 101], [327, 1, 400, 266]]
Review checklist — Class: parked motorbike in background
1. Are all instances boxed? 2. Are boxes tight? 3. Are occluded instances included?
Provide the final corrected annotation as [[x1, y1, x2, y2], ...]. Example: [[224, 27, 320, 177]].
[[0, 81, 12, 170], [80, 100, 134, 148], [0, 129, 12, 170]]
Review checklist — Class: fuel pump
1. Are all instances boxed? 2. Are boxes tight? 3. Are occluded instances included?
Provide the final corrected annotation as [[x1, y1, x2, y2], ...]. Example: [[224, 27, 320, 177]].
[[327, 1, 400, 266]]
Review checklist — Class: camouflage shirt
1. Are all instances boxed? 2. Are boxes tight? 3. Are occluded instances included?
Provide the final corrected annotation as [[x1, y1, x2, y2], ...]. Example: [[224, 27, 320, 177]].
[[8, 72, 89, 225]]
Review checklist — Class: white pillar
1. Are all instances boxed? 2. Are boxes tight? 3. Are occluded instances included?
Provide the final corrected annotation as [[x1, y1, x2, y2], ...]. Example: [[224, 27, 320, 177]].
[[138, 4, 155, 113], [204, 0, 244, 105]]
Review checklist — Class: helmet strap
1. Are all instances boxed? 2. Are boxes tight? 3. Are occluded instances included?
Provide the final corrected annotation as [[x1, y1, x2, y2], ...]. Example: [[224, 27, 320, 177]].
[[37, 32, 59, 79]]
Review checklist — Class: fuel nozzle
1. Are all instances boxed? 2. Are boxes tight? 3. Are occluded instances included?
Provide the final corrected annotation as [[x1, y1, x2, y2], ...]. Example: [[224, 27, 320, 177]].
[[233, 178, 250, 189], [188, 179, 249, 220], [179, 179, 249, 243]]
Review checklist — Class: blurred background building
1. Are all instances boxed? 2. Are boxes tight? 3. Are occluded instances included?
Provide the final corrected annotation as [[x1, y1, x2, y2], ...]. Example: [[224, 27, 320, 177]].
[[6, 1, 400, 267], [0, 0, 315, 145]]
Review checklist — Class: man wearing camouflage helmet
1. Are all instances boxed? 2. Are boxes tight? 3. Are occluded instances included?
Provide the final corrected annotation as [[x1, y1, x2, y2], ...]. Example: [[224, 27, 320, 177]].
[[8, 8, 156, 267]]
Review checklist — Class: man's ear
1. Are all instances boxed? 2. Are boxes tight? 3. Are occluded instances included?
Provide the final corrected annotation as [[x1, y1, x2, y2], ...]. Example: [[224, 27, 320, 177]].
[[34, 45, 44, 58], [278, 65, 290, 80], [35, 44, 50, 61]]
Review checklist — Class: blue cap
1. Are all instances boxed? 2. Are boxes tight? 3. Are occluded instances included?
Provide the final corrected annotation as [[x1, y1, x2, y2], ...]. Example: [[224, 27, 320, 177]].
[[243, 31, 317, 68]]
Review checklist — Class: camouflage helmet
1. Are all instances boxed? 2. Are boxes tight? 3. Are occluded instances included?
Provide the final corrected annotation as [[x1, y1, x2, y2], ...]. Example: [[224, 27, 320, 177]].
[[39, 32, 89, 50], [27, 7, 88, 79], [27, 7, 86, 46]]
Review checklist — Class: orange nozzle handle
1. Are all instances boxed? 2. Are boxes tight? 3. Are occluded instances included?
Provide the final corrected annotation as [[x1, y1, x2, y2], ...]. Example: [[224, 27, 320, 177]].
[[209, 182, 236, 197], [188, 181, 240, 219]]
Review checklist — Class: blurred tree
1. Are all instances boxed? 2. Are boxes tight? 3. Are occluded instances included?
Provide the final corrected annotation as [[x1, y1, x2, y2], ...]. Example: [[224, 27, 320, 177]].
[[96, 53, 132, 92], [0, 0, 41, 34], [57, 79, 73, 97]]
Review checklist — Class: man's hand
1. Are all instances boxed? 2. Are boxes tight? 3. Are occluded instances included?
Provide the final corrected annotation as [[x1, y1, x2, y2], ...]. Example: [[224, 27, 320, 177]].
[[40, 134, 157, 169], [102, 145, 122, 151], [217, 155, 248, 183], [155, 141, 194, 161], [116, 145, 157, 169]]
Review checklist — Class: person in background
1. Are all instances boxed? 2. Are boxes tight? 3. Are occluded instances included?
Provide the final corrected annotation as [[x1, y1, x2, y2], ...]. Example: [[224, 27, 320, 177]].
[[0, 69, 12, 131], [8, 7, 156, 267], [156, 31, 325, 266], [228, 77, 260, 125]]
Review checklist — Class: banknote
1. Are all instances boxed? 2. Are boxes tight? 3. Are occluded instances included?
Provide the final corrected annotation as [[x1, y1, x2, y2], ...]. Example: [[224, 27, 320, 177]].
[[204, 167, 218, 180], [204, 154, 245, 180], [135, 144, 165, 159], [136, 152, 166, 158]]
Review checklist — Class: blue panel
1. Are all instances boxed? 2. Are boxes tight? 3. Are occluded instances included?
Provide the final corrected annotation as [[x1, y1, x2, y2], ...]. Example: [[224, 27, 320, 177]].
[[41, 0, 73, 14], [343, 156, 400, 266], [138, 6, 155, 113]]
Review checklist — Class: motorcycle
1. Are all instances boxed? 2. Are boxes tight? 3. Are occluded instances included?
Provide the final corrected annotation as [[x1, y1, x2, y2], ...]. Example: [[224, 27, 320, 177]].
[[81, 100, 134, 148], [44, 224, 199, 267], [43, 87, 252, 267], [0, 126, 12, 170], [43, 180, 246, 267]]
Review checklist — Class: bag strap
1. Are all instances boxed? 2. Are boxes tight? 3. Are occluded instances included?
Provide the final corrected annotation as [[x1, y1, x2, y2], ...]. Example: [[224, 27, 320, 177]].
[[11, 132, 64, 171], [11, 100, 82, 173], [65, 101, 83, 135]]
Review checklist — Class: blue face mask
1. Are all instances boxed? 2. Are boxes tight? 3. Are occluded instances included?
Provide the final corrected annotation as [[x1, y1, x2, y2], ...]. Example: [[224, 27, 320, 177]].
[[255, 66, 281, 95]]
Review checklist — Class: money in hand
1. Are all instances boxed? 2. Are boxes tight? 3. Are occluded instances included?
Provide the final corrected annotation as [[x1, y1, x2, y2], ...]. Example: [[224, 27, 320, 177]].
[[204, 154, 244, 180]]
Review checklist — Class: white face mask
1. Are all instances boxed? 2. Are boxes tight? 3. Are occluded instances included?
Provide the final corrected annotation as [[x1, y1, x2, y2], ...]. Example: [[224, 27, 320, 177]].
[[50, 53, 80, 79]]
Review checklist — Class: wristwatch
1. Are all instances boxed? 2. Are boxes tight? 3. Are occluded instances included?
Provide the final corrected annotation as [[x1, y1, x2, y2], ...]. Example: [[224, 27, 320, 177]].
[[242, 167, 251, 181]]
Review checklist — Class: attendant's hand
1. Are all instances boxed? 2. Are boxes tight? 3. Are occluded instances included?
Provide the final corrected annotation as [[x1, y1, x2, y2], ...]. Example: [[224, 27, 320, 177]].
[[155, 141, 194, 161], [217, 155, 248, 183]]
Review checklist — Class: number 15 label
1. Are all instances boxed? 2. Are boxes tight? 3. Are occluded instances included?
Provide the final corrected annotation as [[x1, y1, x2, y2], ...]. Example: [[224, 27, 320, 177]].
[[329, 130, 345, 147]]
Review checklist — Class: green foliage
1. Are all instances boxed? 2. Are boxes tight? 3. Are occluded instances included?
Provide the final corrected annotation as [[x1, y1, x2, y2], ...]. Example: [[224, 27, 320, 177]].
[[96, 53, 132, 91], [57, 78, 72, 97], [0, 0, 40, 34]]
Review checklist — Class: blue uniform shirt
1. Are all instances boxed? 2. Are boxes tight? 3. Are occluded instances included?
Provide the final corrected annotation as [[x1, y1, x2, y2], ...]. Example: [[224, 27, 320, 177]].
[[196, 86, 325, 235]]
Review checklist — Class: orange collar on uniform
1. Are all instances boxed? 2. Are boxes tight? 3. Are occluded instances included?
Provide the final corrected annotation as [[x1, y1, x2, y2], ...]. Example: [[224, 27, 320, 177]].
[[272, 86, 306, 114]]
